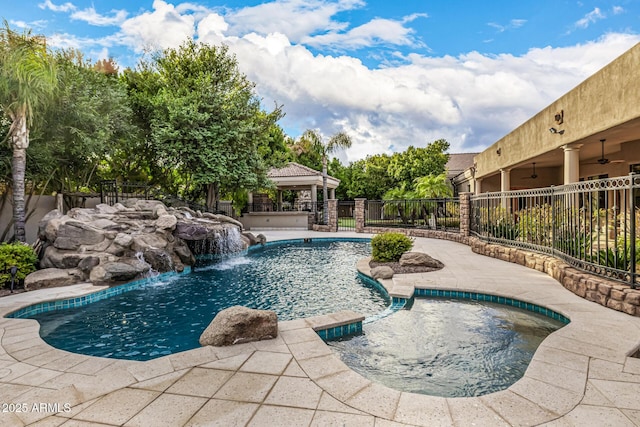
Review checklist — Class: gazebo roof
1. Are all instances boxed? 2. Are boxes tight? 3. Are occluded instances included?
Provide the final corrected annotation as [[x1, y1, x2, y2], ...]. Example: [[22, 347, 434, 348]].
[[268, 162, 340, 189], [268, 162, 324, 178]]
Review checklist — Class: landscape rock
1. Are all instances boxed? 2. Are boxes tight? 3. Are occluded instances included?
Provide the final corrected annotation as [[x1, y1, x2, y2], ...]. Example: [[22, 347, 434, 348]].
[[199, 306, 278, 346], [371, 266, 394, 280], [24, 268, 84, 290], [155, 214, 177, 230], [399, 252, 444, 269], [32, 200, 260, 287], [89, 261, 147, 284]]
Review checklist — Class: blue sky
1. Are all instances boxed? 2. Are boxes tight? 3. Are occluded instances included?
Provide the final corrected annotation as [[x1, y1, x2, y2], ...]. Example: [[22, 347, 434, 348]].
[[3, 0, 640, 162]]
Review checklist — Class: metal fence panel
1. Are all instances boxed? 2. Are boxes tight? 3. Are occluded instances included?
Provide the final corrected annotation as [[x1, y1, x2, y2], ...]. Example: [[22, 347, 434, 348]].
[[470, 174, 639, 287], [338, 201, 356, 230], [364, 198, 460, 232]]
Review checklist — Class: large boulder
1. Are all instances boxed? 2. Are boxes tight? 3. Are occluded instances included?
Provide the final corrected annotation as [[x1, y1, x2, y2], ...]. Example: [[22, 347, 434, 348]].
[[199, 306, 278, 346], [142, 248, 174, 272], [89, 261, 148, 284], [399, 252, 444, 269], [24, 268, 83, 291], [174, 222, 210, 241], [54, 220, 105, 250], [371, 266, 394, 280]]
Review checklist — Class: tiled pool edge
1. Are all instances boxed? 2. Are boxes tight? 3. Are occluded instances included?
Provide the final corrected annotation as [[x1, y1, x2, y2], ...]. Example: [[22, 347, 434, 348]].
[[10, 238, 372, 320], [356, 257, 571, 326], [5, 267, 192, 319], [414, 288, 571, 324]]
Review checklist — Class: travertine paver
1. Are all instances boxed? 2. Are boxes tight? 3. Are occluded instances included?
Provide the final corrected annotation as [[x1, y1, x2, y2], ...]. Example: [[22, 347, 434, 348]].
[[0, 231, 639, 426]]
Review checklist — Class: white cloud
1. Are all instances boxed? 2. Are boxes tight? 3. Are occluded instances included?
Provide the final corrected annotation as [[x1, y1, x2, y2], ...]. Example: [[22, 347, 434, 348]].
[[575, 7, 605, 29], [219, 31, 639, 159], [38, 0, 76, 13], [612, 6, 624, 15], [488, 18, 527, 33], [10, 20, 48, 30], [120, 0, 196, 52], [226, 0, 364, 42], [302, 17, 420, 49], [41, 1, 640, 162], [71, 7, 128, 26]]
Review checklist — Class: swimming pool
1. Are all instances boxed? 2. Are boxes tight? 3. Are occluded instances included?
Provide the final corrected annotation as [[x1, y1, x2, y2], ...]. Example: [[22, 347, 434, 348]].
[[27, 239, 388, 360], [328, 297, 566, 397]]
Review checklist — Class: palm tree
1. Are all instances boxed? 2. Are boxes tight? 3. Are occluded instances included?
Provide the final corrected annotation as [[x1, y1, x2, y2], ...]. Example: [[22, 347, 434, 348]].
[[0, 22, 57, 242], [414, 173, 453, 199], [300, 129, 352, 224]]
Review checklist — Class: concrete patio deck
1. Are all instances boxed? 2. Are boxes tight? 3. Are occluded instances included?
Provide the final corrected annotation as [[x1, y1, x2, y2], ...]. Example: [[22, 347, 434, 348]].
[[1, 231, 640, 426]]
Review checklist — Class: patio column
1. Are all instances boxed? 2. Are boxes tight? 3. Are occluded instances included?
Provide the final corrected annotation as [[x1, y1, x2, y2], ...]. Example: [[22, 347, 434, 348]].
[[475, 178, 483, 195], [329, 188, 336, 199], [247, 192, 253, 212], [500, 168, 511, 210], [311, 184, 317, 205], [563, 144, 583, 184]]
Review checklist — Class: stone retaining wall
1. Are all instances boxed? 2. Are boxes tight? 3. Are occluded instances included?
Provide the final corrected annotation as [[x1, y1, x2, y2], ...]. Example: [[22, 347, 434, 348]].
[[470, 238, 640, 317]]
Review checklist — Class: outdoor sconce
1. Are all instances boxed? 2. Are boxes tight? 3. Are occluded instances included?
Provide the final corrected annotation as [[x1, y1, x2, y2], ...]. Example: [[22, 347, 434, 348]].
[[9, 265, 17, 293], [549, 127, 565, 135], [554, 110, 564, 124]]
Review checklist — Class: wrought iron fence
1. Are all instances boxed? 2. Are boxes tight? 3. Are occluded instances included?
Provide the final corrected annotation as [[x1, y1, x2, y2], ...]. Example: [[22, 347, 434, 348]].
[[470, 174, 640, 287], [99, 181, 234, 217], [364, 198, 460, 231], [247, 201, 321, 213], [100, 180, 151, 205], [338, 201, 356, 230]]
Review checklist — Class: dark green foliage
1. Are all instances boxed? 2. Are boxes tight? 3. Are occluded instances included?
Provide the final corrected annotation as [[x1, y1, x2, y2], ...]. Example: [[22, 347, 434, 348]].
[[486, 222, 520, 240], [371, 232, 413, 262], [0, 242, 37, 285]]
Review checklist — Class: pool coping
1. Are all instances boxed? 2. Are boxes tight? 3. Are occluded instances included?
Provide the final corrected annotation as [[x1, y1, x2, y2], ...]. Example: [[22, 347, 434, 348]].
[[0, 231, 639, 426]]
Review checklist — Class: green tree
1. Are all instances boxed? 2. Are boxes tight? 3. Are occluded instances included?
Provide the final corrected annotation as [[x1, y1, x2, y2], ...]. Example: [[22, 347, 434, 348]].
[[348, 154, 395, 200], [136, 40, 283, 210], [33, 50, 138, 195], [299, 129, 352, 222], [288, 135, 322, 171], [388, 139, 450, 190], [414, 173, 453, 198], [0, 23, 57, 241]]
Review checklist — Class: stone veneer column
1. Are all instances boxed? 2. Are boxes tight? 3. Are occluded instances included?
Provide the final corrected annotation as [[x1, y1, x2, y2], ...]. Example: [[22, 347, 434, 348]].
[[459, 192, 471, 237], [355, 198, 365, 233], [327, 199, 338, 232]]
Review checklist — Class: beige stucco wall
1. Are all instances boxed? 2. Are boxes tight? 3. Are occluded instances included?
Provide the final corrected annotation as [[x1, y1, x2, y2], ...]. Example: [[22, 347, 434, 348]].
[[475, 42, 640, 180], [0, 195, 56, 244], [239, 211, 313, 230]]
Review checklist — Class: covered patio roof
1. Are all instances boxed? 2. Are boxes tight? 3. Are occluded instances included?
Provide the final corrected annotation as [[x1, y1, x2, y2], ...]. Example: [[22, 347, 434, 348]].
[[268, 162, 340, 190]]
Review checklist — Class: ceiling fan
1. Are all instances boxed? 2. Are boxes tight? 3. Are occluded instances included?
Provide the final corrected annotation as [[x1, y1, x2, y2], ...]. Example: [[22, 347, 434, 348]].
[[587, 139, 624, 165], [522, 162, 538, 179]]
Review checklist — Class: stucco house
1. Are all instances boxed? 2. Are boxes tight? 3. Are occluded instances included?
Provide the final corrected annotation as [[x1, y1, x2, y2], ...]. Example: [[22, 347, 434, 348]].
[[460, 42, 640, 195]]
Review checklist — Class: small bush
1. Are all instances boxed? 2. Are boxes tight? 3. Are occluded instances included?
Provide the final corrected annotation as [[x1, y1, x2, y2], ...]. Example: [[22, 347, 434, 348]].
[[0, 242, 37, 286], [371, 232, 413, 262]]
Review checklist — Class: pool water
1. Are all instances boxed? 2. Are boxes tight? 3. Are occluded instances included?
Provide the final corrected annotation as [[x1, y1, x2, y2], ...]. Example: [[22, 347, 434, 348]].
[[32, 240, 388, 360], [328, 297, 565, 397]]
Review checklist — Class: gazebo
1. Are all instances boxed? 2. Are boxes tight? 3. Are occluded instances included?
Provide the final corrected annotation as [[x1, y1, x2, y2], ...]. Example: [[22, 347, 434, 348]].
[[241, 162, 340, 230], [247, 162, 340, 212]]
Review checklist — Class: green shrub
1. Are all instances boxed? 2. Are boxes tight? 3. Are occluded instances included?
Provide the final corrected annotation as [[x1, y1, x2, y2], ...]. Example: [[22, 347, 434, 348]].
[[0, 242, 37, 286], [371, 232, 413, 262]]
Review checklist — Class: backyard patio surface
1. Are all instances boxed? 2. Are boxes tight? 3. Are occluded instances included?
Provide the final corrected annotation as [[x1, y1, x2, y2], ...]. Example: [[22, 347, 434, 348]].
[[1, 231, 640, 426]]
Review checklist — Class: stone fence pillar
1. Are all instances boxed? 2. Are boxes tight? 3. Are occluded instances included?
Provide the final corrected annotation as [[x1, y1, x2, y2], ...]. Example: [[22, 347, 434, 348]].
[[459, 192, 471, 237], [355, 198, 365, 233], [327, 199, 338, 232]]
